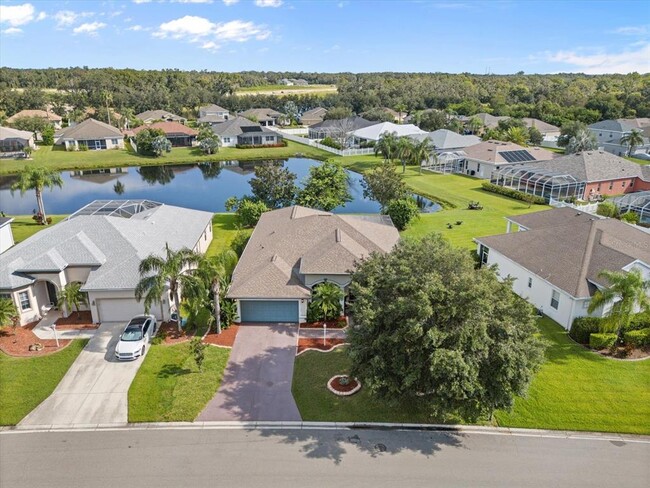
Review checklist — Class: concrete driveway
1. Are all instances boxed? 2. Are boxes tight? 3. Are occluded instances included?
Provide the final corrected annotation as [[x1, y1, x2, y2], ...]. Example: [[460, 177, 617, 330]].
[[197, 323, 301, 422], [19, 321, 146, 427]]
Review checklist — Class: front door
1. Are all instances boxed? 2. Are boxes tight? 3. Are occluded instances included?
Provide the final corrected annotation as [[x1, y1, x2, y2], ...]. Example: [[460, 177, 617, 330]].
[[46, 281, 58, 305]]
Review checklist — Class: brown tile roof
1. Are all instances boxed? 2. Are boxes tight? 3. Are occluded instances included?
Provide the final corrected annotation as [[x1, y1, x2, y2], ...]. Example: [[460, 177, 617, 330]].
[[7, 109, 62, 122], [227, 206, 400, 299], [462, 140, 556, 163], [129, 121, 198, 137], [476, 209, 650, 298]]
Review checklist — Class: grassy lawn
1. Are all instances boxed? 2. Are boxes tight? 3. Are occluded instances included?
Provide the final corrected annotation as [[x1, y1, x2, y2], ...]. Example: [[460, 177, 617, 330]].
[[128, 342, 230, 422], [206, 213, 248, 257], [0, 141, 330, 175], [626, 155, 650, 165], [293, 318, 650, 434], [0, 340, 87, 426], [8, 214, 67, 243], [495, 317, 650, 435]]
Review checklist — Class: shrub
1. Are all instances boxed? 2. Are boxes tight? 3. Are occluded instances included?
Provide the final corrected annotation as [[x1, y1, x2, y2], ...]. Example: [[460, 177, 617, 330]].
[[41, 125, 55, 145], [589, 332, 617, 350], [481, 182, 546, 205], [596, 201, 619, 218], [230, 230, 251, 257], [569, 316, 602, 344], [320, 136, 342, 150], [235, 141, 287, 149], [225, 197, 269, 228], [628, 311, 650, 331], [384, 197, 420, 230], [623, 328, 650, 348], [620, 211, 640, 224]]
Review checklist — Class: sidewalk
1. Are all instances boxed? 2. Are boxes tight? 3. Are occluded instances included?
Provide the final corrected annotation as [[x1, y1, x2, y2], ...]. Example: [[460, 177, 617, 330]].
[[31, 311, 98, 341]]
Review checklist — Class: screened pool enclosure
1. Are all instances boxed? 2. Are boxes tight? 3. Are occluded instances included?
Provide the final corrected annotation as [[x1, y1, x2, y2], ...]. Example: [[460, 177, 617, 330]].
[[611, 191, 650, 224], [491, 166, 586, 202]]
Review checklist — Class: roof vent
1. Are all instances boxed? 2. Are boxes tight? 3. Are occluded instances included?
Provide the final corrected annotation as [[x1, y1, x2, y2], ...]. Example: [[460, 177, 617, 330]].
[[335, 228, 342, 243], [271, 254, 278, 263], [290, 206, 298, 219]]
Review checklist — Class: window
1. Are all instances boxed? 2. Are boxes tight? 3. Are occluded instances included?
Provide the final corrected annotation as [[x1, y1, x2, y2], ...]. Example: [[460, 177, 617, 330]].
[[223, 137, 230, 143], [0, 293, 11, 300], [550, 290, 560, 310], [528, 277, 532, 288], [18, 291, 31, 311], [597, 184, 601, 191], [479, 245, 489, 266], [609, 182, 613, 190], [111, 139, 119, 145], [265, 136, 274, 142], [622, 181, 626, 188]]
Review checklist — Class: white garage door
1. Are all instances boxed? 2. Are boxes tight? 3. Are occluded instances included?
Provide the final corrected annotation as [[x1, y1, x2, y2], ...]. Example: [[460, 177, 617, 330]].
[[97, 299, 151, 323]]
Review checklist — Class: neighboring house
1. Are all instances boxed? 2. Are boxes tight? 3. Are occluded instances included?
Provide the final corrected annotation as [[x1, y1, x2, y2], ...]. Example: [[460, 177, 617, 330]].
[[279, 78, 294, 86], [492, 150, 650, 202], [6, 109, 63, 129], [0, 200, 213, 326], [410, 129, 481, 152], [239, 108, 283, 126], [70, 168, 128, 185], [475, 207, 650, 329], [588, 119, 650, 157], [129, 121, 198, 147], [293, 79, 309, 86], [136, 110, 187, 125], [351, 122, 427, 143], [0, 217, 15, 254], [198, 104, 230, 125], [521, 118, 561, 138], [458, 140, 555, 179], [227, 206, 400, 323], [55, 118, 125, 151], [0, 126, 36, 153], [308, 116, 377, 140], [300, 107, 328, 126], [211, 116, 283, 147]]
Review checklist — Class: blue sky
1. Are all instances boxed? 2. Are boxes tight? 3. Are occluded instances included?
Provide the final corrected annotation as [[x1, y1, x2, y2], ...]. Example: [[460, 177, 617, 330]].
[[1, 0, 648, 74]]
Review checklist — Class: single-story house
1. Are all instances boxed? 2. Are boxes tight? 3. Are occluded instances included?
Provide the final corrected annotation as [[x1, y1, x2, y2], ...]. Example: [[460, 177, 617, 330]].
[[308, 116, 377, 140], [475, 207, 650, 329], [410, 129, 481, 152], [279, 78, 294, 86], [239, 108, 284, 126], [198, 104, 230, 125], [136, 110, 187, 125], [6, 109, 63, 129], [0, 126, 37, 153], [0, 217, 15, 254], [458, 140, 555, 179], [55, 118, 125, 151], [351, 122, 427, 144], [491, 151, 650, 202], [227, 206, 400, 323], [211, 116, 283, 147], [300, 107, 328, 126], [128, 121, 198, 147], [0, 200, 213, 326], [588, 118, 650, 157]]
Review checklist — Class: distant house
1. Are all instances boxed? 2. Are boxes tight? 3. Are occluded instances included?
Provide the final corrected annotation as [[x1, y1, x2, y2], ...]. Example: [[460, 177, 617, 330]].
[[55, 118, 124, 151], [293, 79, 309, 86], [136, 110, 186, 125], [410, 129, 481, 152], [300, 107, 328, 126], [588, 119, 650, 157], [0, 126, 36, 153], [279, 78, 294, 86], [308, 116, 377, 140], [239, 108, 283, 126], [198, 104, 230, 125], [6, 109, 63, 129], [475, 207, 650, 329], [129, 121, 198, 147], [0, 217, 15, 254], [351, 121, 427, 143], [211, 116, 283, 147], [492, 150, 650, 202], [458, 140, 555, 179]]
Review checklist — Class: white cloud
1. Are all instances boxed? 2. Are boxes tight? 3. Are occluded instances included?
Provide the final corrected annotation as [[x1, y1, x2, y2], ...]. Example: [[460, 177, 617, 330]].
[[36, 11, 47, 21], [547, 43, 650, 74], [73, 21, 107, 35], [132, 0, 152, 3], [255, 0, 282, 7], [0, 3, 35, 26], [127, 24, 144, 31], [201, 41, 219, 52], [610, 25, 648, 36], [172, 0, 214, 3], [154, 15, 215, 38], [54, 10, 94, 27], [2, 27, 23, 35], [215, 20, 270, 41], [223, 0, 239, 4]]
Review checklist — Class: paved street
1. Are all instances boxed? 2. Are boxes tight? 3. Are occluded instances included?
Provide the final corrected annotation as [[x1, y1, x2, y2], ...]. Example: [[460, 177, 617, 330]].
[[197, 323, 301, 421], [19, 322, 145, 427], [1, 428, 648, 488]]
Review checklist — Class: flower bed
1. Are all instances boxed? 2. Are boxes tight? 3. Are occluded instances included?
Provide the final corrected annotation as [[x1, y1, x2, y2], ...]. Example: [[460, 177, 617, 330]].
[[297, 337, 346, 354], [204, 324, 239, 348], [300, 316, 348, 329], [159, 321, 239, 347], [55, 311, 99, 330], [327, 374, 361, 396], [0, 322, 71, 357]]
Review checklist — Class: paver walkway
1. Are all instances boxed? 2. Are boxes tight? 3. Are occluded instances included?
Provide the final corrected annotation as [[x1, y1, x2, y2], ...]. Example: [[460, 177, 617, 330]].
[[19, 322, 145, 427], [32, 311, 97, 341], [197, 324, 301, 422]]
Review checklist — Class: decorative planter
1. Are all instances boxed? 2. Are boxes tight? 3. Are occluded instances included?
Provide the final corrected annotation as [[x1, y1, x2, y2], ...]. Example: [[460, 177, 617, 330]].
[[327, 375, 361, 396]]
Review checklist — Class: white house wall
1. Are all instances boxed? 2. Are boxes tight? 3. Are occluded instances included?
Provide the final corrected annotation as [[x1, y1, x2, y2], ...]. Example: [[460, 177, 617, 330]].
[[0, 225, 15, 253]]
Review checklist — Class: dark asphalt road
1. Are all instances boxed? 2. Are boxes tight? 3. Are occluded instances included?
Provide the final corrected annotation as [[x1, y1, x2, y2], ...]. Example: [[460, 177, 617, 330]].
[[1, 428, 648, 488]]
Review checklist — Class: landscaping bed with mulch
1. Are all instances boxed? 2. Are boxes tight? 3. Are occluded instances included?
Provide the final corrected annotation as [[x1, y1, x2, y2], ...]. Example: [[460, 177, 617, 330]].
[[300, 317, 348, 329], [204, 325, 239, 348], [297, 337, 347, 354], [55, 311, 99, 330], [0, 322, 71, 357], [327, 375, 361, 396], [593, 346, 650, 360]]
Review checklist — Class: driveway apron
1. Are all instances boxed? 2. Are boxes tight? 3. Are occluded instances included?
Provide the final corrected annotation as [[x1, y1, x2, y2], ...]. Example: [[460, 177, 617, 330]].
[[197, 323, 301, 422], [19, 322, 145, 427]]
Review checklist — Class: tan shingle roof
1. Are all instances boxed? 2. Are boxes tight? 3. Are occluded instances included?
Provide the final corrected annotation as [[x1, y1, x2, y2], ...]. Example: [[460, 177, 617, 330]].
[[462, 140, 555, 163], [57, 118, 123, 141], [227, 206, 400, 299], [7, 109, 62, 123], [129, 121, 198, 137]]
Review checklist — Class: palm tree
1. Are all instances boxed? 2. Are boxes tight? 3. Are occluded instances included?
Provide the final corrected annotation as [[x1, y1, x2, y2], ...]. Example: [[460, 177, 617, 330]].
[[135, 244, 202, 332], [0, 298, 18, 327], [587, 268, 650, 342], [374, 131, 399, 162], [10, 166, 63, 225], [58, 282, 88, 318], [113, 181, 125, 195], [410, 138, 436, 174], [396, 136, 414, 173], [394, 103, 407, 124], [468, 116, 483, 135], [311, 282, 344, 322], [101, 90, 113, 126], [504, 126, 528, 146], [620, 129, 644, 157], [566, 129, 598, 154], [412, 110, 424, 127], [193, 250, 238, 337]]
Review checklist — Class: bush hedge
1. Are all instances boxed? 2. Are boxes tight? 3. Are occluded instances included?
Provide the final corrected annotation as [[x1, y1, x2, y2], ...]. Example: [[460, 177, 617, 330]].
[[589, 333, 617, 350], [235, 141, 288, 149], [623, 328, 650, 348], [569, 316, 601, 344], [480, 182, 546, 205], [628, 311, 650, 331]]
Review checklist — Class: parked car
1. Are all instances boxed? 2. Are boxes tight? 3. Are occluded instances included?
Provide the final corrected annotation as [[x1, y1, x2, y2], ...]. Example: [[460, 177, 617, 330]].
[[114, 314, 157, 361]]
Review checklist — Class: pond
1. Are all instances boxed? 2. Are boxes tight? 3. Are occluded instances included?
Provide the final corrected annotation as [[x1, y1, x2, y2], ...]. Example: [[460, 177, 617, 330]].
[[0, 158, 441, 215]]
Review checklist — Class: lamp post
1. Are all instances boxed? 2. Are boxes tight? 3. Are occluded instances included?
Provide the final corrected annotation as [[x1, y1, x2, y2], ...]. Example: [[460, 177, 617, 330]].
[[323, 322, 327, 346], [51, 325, 59, 348]]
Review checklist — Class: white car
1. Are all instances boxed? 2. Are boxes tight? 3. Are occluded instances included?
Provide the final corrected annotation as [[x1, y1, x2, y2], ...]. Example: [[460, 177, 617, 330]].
[[114, 315, 157, 361]]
